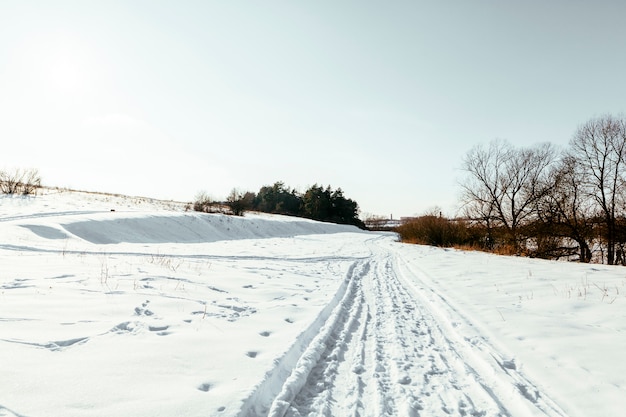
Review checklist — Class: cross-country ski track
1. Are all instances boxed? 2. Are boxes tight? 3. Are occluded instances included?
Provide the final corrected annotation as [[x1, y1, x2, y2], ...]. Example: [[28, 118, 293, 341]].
[[239, 237, 567, 417]]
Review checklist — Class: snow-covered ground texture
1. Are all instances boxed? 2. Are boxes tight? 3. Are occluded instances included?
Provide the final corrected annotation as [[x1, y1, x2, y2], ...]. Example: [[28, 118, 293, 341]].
[[2, 190, 625, 417]]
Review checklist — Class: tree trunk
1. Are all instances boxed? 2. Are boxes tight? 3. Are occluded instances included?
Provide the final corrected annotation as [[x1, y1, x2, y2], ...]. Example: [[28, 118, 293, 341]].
[[578, 240, 591, 263], [607, 219, 615, 265]]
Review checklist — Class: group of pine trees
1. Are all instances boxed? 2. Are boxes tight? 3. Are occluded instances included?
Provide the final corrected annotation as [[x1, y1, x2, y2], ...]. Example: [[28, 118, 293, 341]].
[[195, 181, 365, 229]]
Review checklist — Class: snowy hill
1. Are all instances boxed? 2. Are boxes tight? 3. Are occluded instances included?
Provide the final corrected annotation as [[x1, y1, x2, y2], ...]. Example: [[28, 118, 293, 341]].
[[1, 189, 626, 417]]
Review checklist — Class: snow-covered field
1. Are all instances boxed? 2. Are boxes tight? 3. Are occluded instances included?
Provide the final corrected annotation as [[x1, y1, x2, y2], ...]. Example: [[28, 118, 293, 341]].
[[1, 190, 625, 417]]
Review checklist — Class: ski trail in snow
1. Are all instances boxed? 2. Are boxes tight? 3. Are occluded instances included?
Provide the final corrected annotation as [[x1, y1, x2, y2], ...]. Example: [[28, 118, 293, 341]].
[[392, 246, 569, 417], [256, 238, 569, 417], [280, 250, 504, 417], [236, 259, 368, 417], [280, 261, 370, 417]]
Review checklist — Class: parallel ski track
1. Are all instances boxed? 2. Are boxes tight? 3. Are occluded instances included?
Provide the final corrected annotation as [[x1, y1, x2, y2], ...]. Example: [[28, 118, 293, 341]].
[[393, 245, 569, 417], [261, 238, 569, 417]]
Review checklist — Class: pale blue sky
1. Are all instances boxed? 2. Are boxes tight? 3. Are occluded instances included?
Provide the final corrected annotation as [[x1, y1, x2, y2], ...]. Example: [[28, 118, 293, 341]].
[[1, 1, 625, 218]]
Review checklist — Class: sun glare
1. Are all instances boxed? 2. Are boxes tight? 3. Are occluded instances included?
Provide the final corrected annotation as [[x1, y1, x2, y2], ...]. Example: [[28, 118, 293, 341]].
[[23, 33, 96, 95], [47, 54, 85, 90], [44, 45, 89, 92]]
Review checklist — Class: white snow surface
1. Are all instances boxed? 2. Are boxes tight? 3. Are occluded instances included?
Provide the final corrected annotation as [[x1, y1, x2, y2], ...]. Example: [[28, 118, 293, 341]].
[[1, 190, 625, 417]]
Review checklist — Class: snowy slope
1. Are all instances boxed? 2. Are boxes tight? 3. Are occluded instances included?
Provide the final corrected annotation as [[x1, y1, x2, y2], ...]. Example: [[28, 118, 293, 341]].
[[1, 190, 625, 417], [391, 243, 626, 417]]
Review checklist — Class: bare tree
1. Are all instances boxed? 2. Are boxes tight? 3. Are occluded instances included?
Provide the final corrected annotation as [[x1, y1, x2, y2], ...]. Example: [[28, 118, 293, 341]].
[[535, 154, 594, 262], [569, 114, 626, 265], [461, 139, 556, 252], [226, 188, 254, 216], [460, 139, 509, 247]]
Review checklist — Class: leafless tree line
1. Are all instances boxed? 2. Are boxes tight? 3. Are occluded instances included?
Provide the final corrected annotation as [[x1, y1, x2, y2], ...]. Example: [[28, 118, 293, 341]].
[[461, 114, 626, 264], [0, 168, 41, 195]]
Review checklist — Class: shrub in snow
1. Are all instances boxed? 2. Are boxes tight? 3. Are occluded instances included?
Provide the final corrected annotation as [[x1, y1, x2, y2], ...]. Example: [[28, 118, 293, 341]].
[[0, 168, 41, 195]]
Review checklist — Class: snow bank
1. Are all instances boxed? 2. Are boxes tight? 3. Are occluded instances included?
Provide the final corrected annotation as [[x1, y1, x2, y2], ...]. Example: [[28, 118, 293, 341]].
[[61, 212, 361, 245]]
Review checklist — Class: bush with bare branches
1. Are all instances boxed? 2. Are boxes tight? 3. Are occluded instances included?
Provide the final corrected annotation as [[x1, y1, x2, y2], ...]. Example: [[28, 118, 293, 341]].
[[0, 168, 41, 195], [396, 214, 480, 248]]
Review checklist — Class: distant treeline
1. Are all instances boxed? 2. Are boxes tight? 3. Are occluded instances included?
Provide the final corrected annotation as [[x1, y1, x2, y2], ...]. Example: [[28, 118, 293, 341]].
[[193, 181, 365, 229], [399, 113, 626, 265]]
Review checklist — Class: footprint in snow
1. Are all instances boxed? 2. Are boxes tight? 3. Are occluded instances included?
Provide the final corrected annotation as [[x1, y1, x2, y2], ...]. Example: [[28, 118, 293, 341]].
[[197, 382, 211, 392], [259, 331, 271, 337], [148, 325, 169, 332], [284, 318, 294, 324], [149, 325, 171, 336], [134, 301, 154, 316], [397, 375, 412, 385], [112, 321, 140, 333], [353, 365, 366, 375], [246, 351, 258, 358], [502, 358, 517, 370]]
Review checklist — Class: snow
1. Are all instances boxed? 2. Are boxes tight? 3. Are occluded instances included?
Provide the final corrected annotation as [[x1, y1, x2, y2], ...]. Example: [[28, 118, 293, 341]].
[[1, 189, 625, 417]]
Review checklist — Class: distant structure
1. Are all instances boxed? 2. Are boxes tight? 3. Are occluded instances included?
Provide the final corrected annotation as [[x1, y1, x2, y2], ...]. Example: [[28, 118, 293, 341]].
[[386, 217, 402, 228], [365, 215, 401, 230]]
